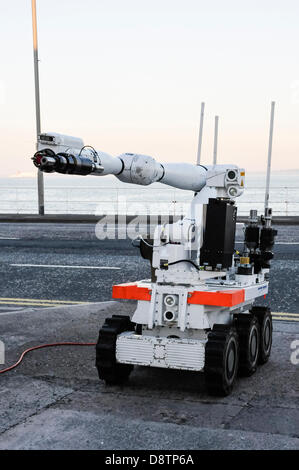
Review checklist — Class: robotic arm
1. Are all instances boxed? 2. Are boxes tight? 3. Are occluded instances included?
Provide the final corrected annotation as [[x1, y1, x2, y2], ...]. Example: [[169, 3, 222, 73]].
[[33, 132, 244, 196], [33, 131, 247, 275]]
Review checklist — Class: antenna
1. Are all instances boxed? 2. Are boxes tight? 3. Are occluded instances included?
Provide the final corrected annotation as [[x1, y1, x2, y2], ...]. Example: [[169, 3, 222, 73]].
[[264, 101, 276, 210], [213, 115, 219, 165], [196, 102, 205, 165]]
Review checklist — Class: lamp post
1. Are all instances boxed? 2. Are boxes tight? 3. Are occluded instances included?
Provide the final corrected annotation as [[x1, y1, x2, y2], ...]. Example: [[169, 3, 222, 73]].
[[31, 0, 44, 215]]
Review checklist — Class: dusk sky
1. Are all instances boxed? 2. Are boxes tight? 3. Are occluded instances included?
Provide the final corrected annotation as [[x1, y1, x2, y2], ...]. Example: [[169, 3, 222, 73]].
[[1, 0, 299, 177]]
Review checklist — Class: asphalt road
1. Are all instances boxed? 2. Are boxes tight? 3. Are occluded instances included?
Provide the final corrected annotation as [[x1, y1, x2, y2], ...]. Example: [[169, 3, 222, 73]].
[[0, 222, 298, 313]]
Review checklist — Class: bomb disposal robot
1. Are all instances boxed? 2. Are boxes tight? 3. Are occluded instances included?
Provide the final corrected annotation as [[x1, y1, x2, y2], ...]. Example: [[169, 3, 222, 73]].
[[33, 132, 277, 395]]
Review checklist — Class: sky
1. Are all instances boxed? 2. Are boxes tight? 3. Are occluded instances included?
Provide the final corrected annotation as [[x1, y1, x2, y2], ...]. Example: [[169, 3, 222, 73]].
[[0, 0, 299, 177]]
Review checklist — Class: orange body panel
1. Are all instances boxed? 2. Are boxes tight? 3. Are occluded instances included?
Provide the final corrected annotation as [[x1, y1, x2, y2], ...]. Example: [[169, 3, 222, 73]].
[[112, 283, 245, 307], [187, 289, 245, 307], [112, 283, 151, 301]]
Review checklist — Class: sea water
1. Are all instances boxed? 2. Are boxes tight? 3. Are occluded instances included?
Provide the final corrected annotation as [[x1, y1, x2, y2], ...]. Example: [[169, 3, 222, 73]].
[[0, 170, 298, 216]]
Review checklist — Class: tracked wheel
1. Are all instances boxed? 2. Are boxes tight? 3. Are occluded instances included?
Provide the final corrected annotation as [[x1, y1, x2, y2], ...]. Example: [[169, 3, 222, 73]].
[[204, 324, 239, 396], [234, 313, 260, 376], [250, 306, 272, 364], [96, 315, 135, 385]]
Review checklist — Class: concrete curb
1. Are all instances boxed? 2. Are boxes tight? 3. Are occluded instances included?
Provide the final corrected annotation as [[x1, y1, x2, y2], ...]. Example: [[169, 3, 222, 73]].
[[0, 213, 298, 225], [0, 214, 180, 224]]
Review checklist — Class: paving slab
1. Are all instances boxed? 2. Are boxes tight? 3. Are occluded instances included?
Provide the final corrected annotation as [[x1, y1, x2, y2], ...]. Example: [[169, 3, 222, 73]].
[[1, 409, 299, 450]]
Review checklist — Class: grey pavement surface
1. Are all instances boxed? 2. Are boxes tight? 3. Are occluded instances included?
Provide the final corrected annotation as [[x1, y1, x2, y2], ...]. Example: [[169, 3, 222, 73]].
[[0, 301, 299, 450], [0, 223, 298, 312]]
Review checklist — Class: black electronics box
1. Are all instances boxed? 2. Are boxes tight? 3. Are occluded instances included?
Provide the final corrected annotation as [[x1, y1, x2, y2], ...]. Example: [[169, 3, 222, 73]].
[[200, 198, 237, 269]]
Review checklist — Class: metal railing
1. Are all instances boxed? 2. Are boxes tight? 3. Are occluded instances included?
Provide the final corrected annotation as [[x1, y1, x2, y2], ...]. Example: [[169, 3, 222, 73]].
[[0, 186, 298, 216]]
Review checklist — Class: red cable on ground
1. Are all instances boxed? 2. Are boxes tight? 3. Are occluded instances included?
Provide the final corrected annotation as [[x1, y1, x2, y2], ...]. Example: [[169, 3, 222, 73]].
[[0, 342, 96, 375]]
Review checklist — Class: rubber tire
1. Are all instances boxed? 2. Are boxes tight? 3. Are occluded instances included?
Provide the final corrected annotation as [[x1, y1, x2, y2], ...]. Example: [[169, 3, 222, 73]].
[[234, 314, 260, 376], [96, 315, 134, 385], [99, 363, 133, 386], [204, 325, 239, 396], [251, 306, 272, 365]]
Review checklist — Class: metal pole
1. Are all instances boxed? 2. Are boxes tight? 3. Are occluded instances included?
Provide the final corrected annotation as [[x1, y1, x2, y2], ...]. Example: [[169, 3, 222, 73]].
[[196, 102, 205, 165], [31, 0, 44, 215], [264, 101, 276, 210], [213, 115, 219, 165]]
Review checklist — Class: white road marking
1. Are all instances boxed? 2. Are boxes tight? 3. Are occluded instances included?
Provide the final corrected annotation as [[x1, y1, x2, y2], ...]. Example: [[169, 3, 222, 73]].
[[0, 237, 20, 240], [235, 241, 299, 245], [0, 300, 116, 316], [10, 264, 121, 270], [0, 297, 87, 304], [273, 242, 299, 245]]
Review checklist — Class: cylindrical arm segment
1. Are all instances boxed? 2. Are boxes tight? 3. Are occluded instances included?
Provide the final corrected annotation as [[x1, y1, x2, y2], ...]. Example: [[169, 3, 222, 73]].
[[98, 151, 123, 175], [160, 163, 207, 192], [34, 148, 208, 191]]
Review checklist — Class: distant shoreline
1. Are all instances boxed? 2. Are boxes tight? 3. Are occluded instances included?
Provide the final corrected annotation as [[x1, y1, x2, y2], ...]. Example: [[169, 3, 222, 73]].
[[5, 168, 299, 179]]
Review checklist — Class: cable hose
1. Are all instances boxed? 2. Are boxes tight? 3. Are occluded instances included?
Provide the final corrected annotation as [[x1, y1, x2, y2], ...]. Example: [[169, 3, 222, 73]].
[[167, 259, 200, 270], [0, 342, 96, 375]]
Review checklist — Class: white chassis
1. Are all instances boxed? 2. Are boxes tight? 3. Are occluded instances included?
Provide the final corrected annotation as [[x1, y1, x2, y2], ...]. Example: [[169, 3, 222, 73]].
[[114, 272, 268, 372]]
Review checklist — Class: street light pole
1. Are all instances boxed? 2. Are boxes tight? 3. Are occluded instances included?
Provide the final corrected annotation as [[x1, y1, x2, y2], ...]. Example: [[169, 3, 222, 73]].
[[31, 0, 44, 215]]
